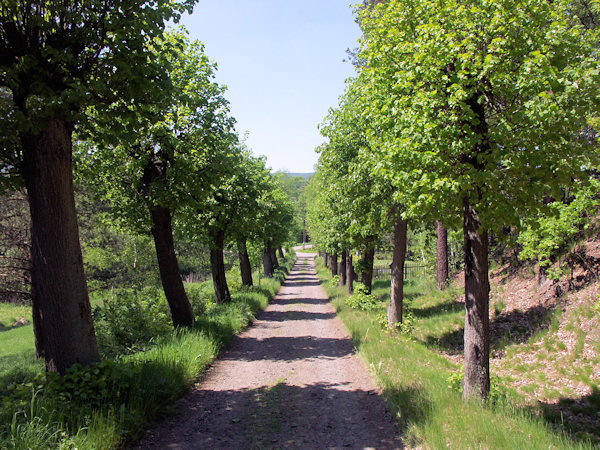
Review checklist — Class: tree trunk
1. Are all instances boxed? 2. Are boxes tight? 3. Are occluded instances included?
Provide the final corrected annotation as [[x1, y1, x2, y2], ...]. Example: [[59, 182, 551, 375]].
[[150, 206, 195, 325], [269, 244, 279, 269], [347, 251, 354, 294], [339, 250, 347, 286], [388, 214, 407, 324], [209, 228, 231, 304], [238, 240, 253, 287], [331, 252, 338, 277], [436, 221, 449, 290], [278, 247, 284, 259], [360, 240, 375, 293], [263, 248, 274, 277], [324, 252, 329, 269], [20, 117, 100, 373], [462, 198, 490, 401], [538, 262, 547, 286]]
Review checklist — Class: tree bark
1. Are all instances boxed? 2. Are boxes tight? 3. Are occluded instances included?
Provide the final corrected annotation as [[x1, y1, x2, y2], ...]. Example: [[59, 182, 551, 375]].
[[339, 250, 347, 286], [324, 252, 329, 269], [347, 251, 354, 294], [388, 214, 407, 324], [238, 240, 253, 286], [209, 228, 231, 304], [331, 252, 338, 277], [278, 247, 284, 259], [269, 244, 279, 269], [150, 206, 195, 325], [360, 240, 375, 293], [263, 248, 274, 277], [20, 117, 100, 373], [436, 221, 449, 290], [538, 262, 547, 286], [462, 198, 490, 401]]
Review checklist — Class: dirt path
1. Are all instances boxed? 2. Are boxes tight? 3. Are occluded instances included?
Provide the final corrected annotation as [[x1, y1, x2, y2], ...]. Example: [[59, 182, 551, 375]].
[[138, 253, 403, 449]]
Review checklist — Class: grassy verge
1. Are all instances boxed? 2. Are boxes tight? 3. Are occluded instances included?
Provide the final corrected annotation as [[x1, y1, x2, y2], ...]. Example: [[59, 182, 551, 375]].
[[0, 254, 295, 449], [315, 258, 591, 449]]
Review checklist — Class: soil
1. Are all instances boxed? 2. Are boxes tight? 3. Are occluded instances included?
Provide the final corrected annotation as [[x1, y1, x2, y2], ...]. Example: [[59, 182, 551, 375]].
[[137, 253, 403, 449]]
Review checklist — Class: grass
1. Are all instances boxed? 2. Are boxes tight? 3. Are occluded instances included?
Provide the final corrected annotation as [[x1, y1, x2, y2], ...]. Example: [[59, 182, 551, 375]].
[[0, 254, 295, 449], [315, 258, 593, 449]]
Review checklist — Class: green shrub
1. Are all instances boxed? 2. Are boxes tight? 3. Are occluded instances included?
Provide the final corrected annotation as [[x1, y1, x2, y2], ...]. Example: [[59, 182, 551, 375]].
[[330, 275, 340, 287], [185, 283, 215, 316], [44, 361, 136, 411], [93, 287, 171, 357], [377, 310, 416, 336], [346, 283, 379, 311]]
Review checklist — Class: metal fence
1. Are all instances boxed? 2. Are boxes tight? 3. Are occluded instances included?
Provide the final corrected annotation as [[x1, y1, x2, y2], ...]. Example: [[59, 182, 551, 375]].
[[372, 263, 427, 280]]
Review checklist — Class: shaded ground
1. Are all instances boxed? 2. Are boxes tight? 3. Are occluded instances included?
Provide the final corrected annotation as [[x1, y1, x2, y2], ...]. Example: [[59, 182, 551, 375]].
[[138, 253, 402, 449]]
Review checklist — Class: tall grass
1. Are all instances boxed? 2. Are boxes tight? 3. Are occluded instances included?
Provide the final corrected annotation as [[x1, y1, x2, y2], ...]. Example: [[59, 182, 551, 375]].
[[315, 259, 591, 449], [0, 254, 295, 449]]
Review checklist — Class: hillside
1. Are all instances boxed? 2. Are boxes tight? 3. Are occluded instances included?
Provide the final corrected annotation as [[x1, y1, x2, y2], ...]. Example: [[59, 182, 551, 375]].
[[448, 239, 600, 441]]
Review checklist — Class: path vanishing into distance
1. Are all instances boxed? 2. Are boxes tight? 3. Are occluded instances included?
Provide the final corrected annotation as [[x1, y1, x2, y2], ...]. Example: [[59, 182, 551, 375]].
[[139, 253, 403, 449]]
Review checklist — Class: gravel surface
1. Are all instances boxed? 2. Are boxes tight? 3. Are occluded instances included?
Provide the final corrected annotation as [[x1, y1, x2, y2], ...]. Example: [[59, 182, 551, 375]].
[[137, 253, 403, 449]]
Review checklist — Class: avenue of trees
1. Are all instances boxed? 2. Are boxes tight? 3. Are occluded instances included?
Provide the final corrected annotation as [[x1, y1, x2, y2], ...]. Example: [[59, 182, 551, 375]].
[[0, 2, 296, 374], [307, 0, 600, 401]]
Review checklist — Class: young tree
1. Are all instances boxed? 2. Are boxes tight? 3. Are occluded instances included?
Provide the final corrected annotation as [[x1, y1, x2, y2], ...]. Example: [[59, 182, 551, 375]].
[[359, 0, 599, 400], [0, 0, 193, 373]]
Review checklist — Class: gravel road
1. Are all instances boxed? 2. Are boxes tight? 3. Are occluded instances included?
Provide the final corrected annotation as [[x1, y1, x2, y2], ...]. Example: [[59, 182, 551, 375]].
[[138, 253, 403, 449]]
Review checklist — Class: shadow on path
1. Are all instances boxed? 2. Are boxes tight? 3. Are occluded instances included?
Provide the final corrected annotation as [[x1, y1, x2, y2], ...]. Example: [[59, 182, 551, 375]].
[[141, 382, 404, 449]]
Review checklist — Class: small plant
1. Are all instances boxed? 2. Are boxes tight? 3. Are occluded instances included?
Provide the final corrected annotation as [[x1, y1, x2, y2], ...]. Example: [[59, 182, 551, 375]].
[[346, 283, 379, 311], [493, 299, 506, 316], [447, 368, 464, 392], [329, 275, 340, 287], [593, 295, 600, 314], [377, 311, 416, 336], [186, 283, 215, 316], [447, 369, 508, 406], [44, 361, 137, 410]]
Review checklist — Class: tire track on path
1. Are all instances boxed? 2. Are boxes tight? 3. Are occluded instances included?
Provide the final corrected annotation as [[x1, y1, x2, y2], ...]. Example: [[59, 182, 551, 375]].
[[138, 253, 403, 449]]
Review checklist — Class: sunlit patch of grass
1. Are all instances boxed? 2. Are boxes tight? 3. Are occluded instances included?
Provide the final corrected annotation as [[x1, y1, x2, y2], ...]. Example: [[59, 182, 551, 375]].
[[314, 257, 590, 449]]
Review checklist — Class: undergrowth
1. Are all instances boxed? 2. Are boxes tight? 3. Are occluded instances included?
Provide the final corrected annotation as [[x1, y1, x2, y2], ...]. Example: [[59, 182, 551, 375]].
[[0, 254, 295, 449], [315, 258, 592, 449]]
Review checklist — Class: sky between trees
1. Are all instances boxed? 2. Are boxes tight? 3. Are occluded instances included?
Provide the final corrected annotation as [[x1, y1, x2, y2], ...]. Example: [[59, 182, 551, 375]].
[[180, 0, 362, 173]]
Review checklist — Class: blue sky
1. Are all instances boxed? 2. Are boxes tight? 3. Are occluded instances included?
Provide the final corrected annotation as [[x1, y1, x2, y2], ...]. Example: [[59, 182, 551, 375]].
[[180, 1, 361, 173]]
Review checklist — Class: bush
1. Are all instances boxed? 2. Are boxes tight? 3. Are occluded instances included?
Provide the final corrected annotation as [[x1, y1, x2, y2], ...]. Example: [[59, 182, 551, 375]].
[[93, 287, 171, 357], [377, 310, 416, 336], [346, 283, 380, 311], [330, 275, 340, 287], [185, 283, 215, 316]]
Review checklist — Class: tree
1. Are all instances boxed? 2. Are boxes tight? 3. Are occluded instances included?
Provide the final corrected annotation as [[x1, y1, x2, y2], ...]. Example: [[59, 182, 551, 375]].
[[436, 221, 449, 290], [359, 0, 599, 400], [0, 190, 30, 303], [253, 180, 296, 277], [80, 31, 231, 323], [0, 0, 194, 373], [194, 149, 273, 301]]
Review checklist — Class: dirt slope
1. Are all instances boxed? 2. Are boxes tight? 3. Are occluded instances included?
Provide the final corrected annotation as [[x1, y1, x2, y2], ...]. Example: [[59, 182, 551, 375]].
[[138, 253, 403, 449]]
